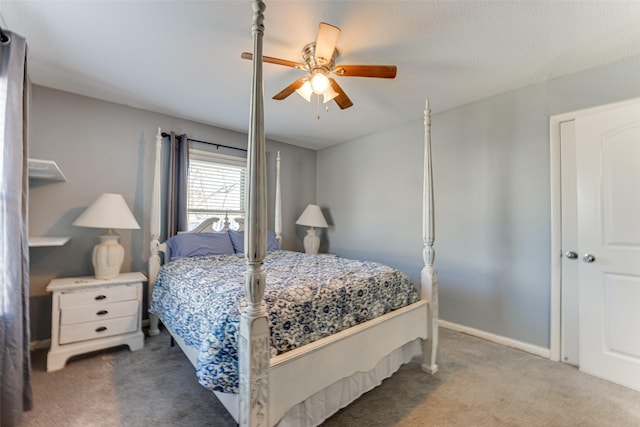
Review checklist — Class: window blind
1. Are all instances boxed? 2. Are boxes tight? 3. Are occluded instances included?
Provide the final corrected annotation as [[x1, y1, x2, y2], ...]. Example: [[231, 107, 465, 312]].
[[187, 150, 246, 230]]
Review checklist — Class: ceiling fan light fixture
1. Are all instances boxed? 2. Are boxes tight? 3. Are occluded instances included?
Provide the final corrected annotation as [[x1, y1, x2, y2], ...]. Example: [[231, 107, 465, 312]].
[[310, 69, 330, 94], [242, 22, 396, 111], [323, 85, 339, 103], [295, 80, 312, 102]]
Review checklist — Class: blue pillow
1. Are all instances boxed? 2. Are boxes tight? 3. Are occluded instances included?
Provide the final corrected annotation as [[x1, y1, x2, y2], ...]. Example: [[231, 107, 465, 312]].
[[166, 232, 235, 262], [228, 230, 282, 253]]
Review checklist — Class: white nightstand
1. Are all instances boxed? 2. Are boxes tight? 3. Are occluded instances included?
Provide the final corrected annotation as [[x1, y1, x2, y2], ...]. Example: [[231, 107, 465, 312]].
[[46, 272, 146, 371]]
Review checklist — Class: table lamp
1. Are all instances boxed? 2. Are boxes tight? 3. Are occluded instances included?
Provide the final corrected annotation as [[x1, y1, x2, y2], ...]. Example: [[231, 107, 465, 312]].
[[73, 193, 140, 279], [295, 204, 328, 255]]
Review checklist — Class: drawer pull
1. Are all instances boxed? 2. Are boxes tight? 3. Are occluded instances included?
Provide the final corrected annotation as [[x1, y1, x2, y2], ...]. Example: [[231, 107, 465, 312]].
[[95, 326, 108, 333], [94, 295, 107, 301], [96, 310, 109, 316]]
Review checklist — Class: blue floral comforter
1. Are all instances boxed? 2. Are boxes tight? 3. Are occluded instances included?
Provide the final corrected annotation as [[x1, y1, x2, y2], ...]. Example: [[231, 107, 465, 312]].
[[150, 250, 419, 393]]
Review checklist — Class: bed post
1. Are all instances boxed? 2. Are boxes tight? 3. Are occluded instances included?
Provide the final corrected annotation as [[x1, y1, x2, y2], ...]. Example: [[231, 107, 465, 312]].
[[275, 151, 282, 244], [148, 127, 163, 337], [239, 1, 269, 426], [421, 98, 439, 374]]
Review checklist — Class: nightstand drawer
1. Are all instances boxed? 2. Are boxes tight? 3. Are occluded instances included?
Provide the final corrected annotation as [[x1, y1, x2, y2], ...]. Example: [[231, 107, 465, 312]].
[[60, 300, 139, 326], [59, 284, 138, 309], [59, 315, 138, 345]]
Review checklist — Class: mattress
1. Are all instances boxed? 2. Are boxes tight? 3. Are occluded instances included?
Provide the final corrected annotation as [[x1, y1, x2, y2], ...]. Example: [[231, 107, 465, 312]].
[[150, 250, 419, 393]]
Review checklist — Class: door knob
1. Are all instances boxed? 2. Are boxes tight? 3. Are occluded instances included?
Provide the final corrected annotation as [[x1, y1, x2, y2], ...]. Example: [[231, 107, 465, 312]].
[[565, 251, 578, 259], [583, 254, 596, 263]]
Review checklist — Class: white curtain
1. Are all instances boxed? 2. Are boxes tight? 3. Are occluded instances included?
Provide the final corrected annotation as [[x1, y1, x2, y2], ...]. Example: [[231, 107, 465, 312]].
[[0, 30, 33, 426]]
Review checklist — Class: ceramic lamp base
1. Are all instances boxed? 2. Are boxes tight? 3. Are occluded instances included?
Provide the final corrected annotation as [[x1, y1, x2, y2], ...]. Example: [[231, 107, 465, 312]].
[[303, 227, 320, 255], [92, 232, 124, 279]]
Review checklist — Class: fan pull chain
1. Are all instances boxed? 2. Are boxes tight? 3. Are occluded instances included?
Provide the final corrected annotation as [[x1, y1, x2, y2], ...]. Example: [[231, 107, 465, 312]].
[[314, 94, 332, 119]]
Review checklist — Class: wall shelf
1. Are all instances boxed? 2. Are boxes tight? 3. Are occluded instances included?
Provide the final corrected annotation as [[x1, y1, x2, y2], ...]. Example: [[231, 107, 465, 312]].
[[29, 237, 71, 247], [28, 159, 69, 247], [28, 158, 66, 181]]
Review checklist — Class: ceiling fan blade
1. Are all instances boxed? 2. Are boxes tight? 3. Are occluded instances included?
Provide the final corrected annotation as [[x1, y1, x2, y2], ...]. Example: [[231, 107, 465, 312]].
[[273, 77, 307, 100], [333, 65, 397, 78], [315, 22, 341, 64], [241, 52, 302, 68], [329, 78, 353, 110]]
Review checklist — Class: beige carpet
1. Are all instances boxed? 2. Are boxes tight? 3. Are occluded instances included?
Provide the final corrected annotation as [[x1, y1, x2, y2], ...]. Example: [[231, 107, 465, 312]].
[[24, 328, 640, 426]]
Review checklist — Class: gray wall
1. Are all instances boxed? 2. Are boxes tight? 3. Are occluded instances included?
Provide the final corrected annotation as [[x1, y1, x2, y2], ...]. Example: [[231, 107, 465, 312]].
[[29, 86, 316, 340], [317, 54, 640, 349]]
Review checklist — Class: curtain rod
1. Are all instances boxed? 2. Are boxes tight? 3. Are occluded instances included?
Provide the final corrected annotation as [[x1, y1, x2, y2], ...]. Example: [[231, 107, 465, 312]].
[[161, 132, 247, 153]]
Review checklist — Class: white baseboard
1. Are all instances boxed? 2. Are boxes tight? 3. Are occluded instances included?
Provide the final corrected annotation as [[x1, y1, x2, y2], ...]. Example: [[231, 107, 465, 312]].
[[439, 319, 550, 359]]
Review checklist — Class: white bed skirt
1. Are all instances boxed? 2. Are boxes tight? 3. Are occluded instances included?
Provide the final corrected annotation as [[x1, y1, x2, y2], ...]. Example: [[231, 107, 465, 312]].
[[276, 338, 422, 426], [166, 326, 421, 426]]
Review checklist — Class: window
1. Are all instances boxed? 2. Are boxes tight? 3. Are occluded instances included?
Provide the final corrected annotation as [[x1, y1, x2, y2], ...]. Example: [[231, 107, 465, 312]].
[[187, 149, 246, 231]]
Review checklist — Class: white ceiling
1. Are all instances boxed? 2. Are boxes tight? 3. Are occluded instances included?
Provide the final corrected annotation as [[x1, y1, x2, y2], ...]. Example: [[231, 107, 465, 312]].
[[2, 1, 640, 150]]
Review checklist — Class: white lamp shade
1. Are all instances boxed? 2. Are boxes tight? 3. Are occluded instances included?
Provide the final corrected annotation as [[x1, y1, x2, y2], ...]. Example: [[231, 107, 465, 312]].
[[323, 85, 339, 103], [296, 204, 328, 228], [295, 80, 313, 102], [73, 193, 140, 230]]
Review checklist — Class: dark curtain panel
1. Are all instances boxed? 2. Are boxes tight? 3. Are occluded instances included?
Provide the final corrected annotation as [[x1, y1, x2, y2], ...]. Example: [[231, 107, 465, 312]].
[[0, 30, 33, 426], [166, 132, 188, 237]]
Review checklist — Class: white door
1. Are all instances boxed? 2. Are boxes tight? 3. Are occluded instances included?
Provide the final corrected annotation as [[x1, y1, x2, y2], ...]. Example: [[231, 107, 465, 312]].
[[560, 120, 579, 366], [574, 101, 640, 391]]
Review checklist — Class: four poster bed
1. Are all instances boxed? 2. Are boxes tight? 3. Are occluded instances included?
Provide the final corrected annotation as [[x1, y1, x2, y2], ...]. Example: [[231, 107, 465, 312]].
[[147, 2, 438, 426]]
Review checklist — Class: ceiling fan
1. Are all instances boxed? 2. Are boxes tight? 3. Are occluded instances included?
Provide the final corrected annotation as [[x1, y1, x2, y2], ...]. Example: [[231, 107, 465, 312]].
[[241, 22, 397, 110]]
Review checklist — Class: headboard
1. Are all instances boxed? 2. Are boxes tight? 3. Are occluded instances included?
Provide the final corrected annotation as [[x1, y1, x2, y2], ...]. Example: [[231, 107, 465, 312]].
[[147, 147, 281, 337]]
